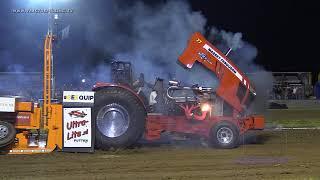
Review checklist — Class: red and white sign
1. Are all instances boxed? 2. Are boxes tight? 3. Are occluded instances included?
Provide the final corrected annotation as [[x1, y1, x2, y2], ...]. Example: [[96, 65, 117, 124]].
[[16, 112, 31, 126], [63, 108, 92, 147]]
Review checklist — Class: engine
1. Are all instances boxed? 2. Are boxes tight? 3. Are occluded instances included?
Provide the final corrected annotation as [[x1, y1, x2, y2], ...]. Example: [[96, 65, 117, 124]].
[[166, 80, 215, 103]]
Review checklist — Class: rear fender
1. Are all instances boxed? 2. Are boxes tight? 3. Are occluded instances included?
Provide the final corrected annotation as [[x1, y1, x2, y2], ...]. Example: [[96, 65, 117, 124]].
[[93, 82, 147, 111]]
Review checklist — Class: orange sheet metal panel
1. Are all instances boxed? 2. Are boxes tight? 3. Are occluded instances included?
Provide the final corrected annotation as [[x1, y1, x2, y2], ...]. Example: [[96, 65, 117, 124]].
[[252, 115, 265, 130], [15, 107, 41, 129], [9, 105, 61, 154], [9, 132, 55, 154], [14, 132, 29, 148], [16, 102, 34, 112], [178, 32, 253, 113], [47, 104, 63, 150]]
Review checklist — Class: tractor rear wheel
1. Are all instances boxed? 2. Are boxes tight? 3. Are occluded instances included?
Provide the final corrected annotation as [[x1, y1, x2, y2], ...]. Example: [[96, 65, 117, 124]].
[[94, 87, 146, 149], [0, 121, 16, 148], [209, 121, 239, 149]]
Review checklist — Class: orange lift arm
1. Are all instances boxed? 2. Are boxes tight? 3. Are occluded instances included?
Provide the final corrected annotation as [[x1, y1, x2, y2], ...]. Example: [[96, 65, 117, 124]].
[[178, 32, 256, 113], [43, 33, 53, 128]]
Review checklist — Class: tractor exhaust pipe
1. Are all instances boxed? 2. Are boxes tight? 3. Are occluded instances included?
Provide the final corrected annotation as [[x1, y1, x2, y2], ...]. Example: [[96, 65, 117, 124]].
[[225, 48, 232, 56]]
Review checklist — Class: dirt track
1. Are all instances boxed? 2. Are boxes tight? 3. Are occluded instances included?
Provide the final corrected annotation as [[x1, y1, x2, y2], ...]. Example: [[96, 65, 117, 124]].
[[1, 130, 320, 180]]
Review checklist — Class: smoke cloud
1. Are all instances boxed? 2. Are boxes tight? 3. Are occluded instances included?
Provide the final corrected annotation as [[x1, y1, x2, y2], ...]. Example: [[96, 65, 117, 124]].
[[81, 0, 217, 87], [0, 0, 273, 112]]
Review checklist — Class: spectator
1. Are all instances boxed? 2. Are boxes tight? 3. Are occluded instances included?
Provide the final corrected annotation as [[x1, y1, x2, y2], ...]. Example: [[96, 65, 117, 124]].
[[315, 81, 320, 100], [292, 87, 298, 99]]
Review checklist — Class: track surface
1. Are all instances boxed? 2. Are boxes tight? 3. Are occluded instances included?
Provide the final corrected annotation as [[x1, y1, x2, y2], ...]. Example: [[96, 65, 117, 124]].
[[1, 130, 320, 180]]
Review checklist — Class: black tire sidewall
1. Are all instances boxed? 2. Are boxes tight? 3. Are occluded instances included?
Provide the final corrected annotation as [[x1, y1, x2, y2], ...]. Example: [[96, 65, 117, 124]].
[[210, 121, 239, 149], [94, 88, 146, 149], [0, 121, 16, 147]]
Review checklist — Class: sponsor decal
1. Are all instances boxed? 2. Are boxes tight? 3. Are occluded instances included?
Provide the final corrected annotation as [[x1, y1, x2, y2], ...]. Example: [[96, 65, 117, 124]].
[[68, 110, 87, 118], [63, 108, 92, 147], [63, 91, 94, 104], [198, 52, 212, 64], [196, 38, 202, 44], [203, 44, 243, 82], [9, 149, 52, 153], [16, 113, 31, 126]]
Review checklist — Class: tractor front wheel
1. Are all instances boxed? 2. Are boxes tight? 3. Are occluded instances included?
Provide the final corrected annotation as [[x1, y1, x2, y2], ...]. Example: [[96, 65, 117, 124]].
[[209, 121, 239, 149]]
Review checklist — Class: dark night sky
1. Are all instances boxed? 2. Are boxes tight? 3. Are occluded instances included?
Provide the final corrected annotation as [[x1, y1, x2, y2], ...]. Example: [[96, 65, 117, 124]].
[[189, 0, 319, 72], [0, 0, 319, 73]]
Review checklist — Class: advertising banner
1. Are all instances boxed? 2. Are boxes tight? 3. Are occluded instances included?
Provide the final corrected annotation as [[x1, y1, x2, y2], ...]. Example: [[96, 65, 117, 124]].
[[0, 97, 16, 112], [63, 91, 94, 104], [63, 107, 92, 148]]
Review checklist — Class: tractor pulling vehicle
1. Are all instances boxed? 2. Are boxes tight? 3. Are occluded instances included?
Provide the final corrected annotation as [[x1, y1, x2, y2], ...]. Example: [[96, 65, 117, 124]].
[[0, 32, 264, 154]]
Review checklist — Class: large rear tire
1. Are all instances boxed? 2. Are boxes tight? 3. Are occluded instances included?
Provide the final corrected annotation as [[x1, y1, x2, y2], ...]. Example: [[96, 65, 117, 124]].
[[209, 121, 239, 149], [0, 121, 16, 148], [94, 87, 146, 149]]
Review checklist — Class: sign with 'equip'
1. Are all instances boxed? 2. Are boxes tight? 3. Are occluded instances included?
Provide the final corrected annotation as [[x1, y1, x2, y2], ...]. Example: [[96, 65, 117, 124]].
[[63, 91, 94, 104]]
